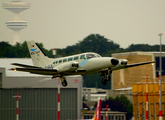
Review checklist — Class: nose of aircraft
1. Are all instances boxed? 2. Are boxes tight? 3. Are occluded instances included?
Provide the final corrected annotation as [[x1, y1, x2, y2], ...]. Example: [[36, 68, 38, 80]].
[[111, 59, 119, 66]]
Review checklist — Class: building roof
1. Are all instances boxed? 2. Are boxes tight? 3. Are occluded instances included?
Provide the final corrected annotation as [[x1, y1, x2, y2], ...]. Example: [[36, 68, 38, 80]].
[[114, 87, 132, 91], [112, 51, 165, 57], [0, 58, 43, 77]]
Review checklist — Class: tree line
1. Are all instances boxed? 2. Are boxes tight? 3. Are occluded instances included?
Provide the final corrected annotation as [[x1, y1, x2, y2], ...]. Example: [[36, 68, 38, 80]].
[[0, 34, 164, 89], [1, 34, 164, 58], [83, 95, 133, 120]]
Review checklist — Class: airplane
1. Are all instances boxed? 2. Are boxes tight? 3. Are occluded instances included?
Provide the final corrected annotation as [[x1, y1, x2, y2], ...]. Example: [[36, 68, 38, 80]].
[[10, 40, 154, 87], [92, 99, 101, 120]]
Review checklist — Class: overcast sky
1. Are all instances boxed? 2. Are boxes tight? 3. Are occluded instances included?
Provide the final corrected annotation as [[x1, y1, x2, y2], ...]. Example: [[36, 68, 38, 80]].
[[1, 0, 165, 50]]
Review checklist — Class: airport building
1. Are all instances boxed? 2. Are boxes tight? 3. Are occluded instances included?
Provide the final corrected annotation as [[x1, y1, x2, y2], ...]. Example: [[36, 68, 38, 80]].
[[0, 58, 83, 120], [82, 110, 126, 120], [111, 51, 165, 90], [83, 87, 107, 101]]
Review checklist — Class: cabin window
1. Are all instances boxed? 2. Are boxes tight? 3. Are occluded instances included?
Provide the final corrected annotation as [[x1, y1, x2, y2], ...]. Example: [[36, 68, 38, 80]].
[[80, 54, 86, 60], [68, 57, 73, 61], [63, 58, 67, 62], [59, 59, 62, 63], [86, 54, 96, 59], [95, 54, 101, 57], [53, 61, 56, 64], [74, 56, 79, 60], [56, 61, 58, 64]]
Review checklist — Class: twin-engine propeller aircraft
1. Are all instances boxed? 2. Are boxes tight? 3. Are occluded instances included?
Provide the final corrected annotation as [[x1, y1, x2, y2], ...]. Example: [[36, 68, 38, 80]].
[[10, 40, 154, 87]]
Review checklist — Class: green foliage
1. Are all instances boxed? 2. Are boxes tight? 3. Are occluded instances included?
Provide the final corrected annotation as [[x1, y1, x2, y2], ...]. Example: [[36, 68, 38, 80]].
[[106, 95, 133, 120], [107, 96, 114, 100], [0, 41, 30, 58], [82, 95, 87, 101], [115, 95, 133, 119], [0, 41, 13, 58], [63, 34, 121, 56]]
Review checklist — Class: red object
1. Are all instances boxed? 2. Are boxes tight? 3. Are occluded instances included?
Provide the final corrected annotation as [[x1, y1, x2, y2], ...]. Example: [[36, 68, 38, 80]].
[[159, 111, 163, 116], [58, 111, 60, 120], [146, 73, 149, 120], [74, 79, 78, 83], [16, 108, 19, 114], [58, 77, 60, 120], [106, 105, 109, 120], [16, 93, 19, 101], [146, 93, 148, 101], [146, 111, 148, 119], [58, 94, 60, 102]]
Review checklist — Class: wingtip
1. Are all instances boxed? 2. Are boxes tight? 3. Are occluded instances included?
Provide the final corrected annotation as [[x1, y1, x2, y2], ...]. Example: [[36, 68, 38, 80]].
[[8, 68, 17, 72]]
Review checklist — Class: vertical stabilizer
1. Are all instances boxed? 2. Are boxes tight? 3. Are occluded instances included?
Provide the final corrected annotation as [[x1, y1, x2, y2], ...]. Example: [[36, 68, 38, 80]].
[[26, 40, 51, 67], [93, 99, 101, 120]]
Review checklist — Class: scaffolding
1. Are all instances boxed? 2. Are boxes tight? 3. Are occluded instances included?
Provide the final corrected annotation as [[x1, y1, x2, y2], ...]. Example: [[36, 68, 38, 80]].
[[132, 82, 165, 120]]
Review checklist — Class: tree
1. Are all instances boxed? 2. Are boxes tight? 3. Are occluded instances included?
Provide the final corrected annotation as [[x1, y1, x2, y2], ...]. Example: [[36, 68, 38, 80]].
[[102, 95, 133, 120], [0, 41, 13, 58], [114, 95, 133, 120]]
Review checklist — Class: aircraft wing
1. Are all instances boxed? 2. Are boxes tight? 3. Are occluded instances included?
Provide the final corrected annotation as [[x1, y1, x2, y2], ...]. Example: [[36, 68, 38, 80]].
[[111, 61, 155, 71], [125, 61, 154, 68]]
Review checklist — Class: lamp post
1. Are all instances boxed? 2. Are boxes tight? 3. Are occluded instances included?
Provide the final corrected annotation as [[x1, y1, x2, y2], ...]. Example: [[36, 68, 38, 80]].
[[158, 33, 163, 120], [58, 77, 60, 120], [13, 93, 21, 120]]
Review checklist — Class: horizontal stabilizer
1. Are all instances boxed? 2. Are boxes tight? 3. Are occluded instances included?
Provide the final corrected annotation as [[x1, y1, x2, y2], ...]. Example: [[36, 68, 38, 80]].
[[11, 63, 40, 68], [10, 68, 58, 75]]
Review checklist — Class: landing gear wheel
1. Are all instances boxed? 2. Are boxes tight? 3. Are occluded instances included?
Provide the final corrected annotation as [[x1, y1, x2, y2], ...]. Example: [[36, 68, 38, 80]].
[[101, 78, 107, 85], [107, 75, 110, 81], [62, 80, 68, 87], [60, 75, 68, 87]]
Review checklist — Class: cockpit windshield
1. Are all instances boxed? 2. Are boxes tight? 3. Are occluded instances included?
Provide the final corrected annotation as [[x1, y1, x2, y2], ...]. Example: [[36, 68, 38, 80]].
[[86, 53, 101, 59]]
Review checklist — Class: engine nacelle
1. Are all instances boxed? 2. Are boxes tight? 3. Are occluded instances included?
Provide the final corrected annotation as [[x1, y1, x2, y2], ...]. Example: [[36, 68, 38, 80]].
[[119, 59, 128, 66], [54, 61, 79, 73]]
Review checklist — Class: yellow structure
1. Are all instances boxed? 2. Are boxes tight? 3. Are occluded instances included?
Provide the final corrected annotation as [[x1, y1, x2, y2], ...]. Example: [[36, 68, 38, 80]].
[[112, 52, 156, 90], [132, 82, 165, 120]]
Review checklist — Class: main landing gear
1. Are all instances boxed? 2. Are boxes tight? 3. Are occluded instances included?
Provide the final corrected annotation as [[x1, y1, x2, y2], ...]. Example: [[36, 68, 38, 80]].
[[101, 69, 112, 85], [60, 76, 68, 87], [52, 75, 68, 87]]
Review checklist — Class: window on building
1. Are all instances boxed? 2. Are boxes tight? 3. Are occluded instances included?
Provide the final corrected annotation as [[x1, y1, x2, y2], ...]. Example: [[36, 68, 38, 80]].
[[109, 115, 114, 120], [155, 57, 165, 77], [101, 115, 103, 120]]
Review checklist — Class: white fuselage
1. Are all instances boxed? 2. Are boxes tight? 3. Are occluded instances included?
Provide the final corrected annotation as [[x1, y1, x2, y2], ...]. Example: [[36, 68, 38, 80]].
[[43, 52, 121, 74]]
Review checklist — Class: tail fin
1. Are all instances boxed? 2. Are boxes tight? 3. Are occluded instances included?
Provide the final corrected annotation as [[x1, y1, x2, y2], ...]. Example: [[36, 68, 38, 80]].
[[26, 40, 51, 67], [93, 99, 101, 120]]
